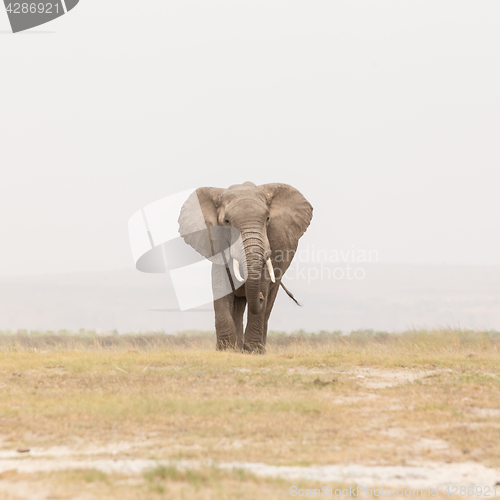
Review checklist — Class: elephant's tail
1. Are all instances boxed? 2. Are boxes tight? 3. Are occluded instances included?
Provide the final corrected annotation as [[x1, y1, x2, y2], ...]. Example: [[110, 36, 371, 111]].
[[279, 282, 301, 306]]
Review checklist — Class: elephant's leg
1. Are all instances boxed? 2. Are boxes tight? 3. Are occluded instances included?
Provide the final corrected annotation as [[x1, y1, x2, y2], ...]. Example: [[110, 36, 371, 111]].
[[243, 307, 265, 353], [243, 283, 272, 353], [233, 296, 246, 349], [262, 282, 280, 347], [214, 294, 237, 350], [212, 264, 239, 350]]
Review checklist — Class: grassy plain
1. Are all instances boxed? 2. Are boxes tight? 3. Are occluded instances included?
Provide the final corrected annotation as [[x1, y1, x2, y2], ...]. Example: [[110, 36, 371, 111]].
[[0, 329, 499, 499]]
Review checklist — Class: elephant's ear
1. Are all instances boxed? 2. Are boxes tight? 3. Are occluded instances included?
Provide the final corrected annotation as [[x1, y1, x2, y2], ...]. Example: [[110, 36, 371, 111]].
[[178, 187, 224, 259], [261, 183, 313, 260]]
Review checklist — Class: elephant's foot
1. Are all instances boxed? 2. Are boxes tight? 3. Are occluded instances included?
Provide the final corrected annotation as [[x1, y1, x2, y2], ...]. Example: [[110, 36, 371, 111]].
[[243, 342, 266, 354]]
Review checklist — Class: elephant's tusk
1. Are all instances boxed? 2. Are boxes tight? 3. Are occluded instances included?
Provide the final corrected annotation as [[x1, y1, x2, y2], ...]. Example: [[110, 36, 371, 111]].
[[266, 258, 276, 283], [233, 259, 245, 282]]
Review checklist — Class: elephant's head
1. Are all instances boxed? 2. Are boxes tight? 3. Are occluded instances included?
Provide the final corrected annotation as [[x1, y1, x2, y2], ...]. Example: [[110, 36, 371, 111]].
[[178, 182, 313, 315]]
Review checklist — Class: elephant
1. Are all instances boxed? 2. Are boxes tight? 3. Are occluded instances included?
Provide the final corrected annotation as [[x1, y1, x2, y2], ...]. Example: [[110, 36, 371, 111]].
[[178, 181, 313, 353]]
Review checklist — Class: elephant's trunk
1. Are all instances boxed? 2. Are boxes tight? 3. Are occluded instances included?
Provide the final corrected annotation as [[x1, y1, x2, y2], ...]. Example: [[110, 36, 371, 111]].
[[242, 231, 265, 315]]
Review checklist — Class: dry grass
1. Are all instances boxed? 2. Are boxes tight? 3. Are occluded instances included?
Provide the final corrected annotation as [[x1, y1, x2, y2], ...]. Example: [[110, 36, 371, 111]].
[[1, 327, 499, 353], [0, 328, 499, 499], [0, 467, 356, 500]]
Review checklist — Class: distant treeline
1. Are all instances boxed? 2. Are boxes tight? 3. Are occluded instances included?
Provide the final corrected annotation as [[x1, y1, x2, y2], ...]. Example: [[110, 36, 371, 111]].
[[0, 328, 499, 351]]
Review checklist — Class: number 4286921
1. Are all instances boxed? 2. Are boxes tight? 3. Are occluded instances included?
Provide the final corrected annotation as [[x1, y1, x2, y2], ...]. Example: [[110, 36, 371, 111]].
[[6, 3, 60, 14], [443, 486, 498, 497]]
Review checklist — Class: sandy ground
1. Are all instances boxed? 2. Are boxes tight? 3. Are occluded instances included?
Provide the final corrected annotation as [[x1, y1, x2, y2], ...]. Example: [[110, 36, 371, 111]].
[[1, 452, 500, 492], [1, 349, 500, 498], [1, 365, 500, 494]]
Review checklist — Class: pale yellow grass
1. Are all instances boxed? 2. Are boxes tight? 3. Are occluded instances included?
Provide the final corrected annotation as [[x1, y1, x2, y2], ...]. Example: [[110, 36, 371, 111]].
[[0, 329, 499, 499]]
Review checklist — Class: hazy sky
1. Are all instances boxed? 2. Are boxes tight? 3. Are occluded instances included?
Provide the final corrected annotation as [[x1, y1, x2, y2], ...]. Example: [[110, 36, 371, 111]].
[[1, 1, 499, 276]]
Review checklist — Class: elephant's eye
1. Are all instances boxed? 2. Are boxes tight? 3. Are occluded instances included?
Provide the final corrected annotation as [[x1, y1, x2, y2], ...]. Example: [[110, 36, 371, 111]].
[[267, 216, 270, 221], [224, 219, 229, 224]]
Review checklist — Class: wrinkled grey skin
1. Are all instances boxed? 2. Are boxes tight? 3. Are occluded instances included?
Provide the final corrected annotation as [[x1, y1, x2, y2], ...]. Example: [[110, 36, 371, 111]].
[[178, 182, 313, 353]]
